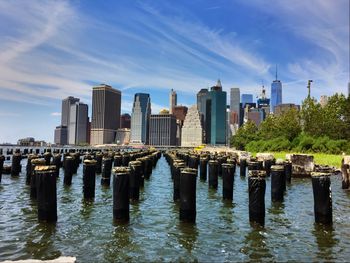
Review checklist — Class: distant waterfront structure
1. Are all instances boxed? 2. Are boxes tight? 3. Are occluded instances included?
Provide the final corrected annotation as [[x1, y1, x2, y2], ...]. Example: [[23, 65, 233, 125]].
[[115, 128, 130, 145], [181, 105, 203, 147], [68, 102, 88, 145], [320, 95, 328, 107], [90, 84, 121, 145], [241, 94, 254, 107], [274, 103, 300, 116], [205, 80, 227, 145], [130, 93, 151, 144], [270, 67, 282, 113], [149, 112, 177, 146], [17, 137, 47, 147], [169, 89, 177, 114], [54, 126, 68, 145], [120, 113, 131, 129], [230, 88, 240, 126]]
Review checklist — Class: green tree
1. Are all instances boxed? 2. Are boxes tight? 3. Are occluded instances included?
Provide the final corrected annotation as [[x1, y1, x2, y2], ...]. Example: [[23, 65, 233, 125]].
[[231, 121, 258, 150], [300, 97, 323, 137]]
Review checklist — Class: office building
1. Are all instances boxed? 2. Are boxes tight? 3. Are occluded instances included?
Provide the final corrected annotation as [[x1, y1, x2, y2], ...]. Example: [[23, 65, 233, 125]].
[[120, 113, 131, 129], [241, 94, 253, 107], [197, 88, 209, 130], [257, 86, 270, 118], [149, 112, 177, 146], [169, 89, 177, 114], [90, 84, 121, 145], [61, 96, 80, 127], [320, 95, 328, 107], [115, 128, 131, 145], [247, 108, 265, 126], [68, 102, 88, 145], [271, 67, 282, 113], [181, 105, 203, 147], [205, 80, 227, 145], [172, 105, 188, 146], [130, 93, 151, 144], [54, 126, 68, 145], [274, 103, 300, 116], [230, 88, 240, 125]]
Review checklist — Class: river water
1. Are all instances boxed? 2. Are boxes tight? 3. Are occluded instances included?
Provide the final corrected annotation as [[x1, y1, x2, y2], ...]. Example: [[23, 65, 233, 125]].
[[0, 155, 350, 262]]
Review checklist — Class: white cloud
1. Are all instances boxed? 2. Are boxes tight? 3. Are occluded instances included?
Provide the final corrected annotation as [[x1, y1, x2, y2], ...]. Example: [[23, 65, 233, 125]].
[[51, 112, 61, 117]]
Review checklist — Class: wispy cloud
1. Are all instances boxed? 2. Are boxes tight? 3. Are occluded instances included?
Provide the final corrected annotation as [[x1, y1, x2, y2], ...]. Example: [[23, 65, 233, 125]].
[[51, 112, 61, 117], [0, 112, 21, 117]]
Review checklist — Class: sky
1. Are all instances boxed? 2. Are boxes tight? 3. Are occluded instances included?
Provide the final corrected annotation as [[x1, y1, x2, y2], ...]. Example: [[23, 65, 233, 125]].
[[0, 0, 349, 143]]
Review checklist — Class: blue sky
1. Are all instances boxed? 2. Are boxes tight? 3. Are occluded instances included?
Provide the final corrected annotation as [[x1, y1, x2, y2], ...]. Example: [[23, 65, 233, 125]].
[[0, 0, 349, 143]]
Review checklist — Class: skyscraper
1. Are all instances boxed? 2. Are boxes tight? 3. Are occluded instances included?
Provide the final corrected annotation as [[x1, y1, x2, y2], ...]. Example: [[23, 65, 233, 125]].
[[205, 80, 227, 145], [270, 66, 282, 113], [197, 88, 209, 140], [54, 126, 67, 145], [68, 102, 88, 145], [241, 94, 253, 107], [169, 89, 177, 114], [90, 84, 121, 145], [61, 96, 80, 127], [130, 93, 151, 144], [230, 88, 240, 125], [149, 112, 177, 146]]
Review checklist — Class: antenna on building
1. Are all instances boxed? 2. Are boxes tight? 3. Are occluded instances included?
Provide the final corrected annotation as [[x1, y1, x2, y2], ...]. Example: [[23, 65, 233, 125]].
[[275, 64, 278, 81]]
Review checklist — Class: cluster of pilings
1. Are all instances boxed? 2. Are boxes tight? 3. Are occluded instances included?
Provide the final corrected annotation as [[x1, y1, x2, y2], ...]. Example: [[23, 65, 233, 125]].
[[163, 150, 333, 226], [0, 148, 161, 224]]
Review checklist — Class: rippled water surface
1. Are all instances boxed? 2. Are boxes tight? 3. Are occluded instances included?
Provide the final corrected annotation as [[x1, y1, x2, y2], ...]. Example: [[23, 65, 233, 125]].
[[1, 155, 350, 262]]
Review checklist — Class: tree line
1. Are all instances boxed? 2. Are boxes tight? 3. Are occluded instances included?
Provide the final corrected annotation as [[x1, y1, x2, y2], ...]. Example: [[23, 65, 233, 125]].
[[231, 93, 350, 154]]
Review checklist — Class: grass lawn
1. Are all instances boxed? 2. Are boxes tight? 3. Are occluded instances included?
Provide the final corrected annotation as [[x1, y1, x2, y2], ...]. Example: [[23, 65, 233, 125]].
[[253, 151, 343, 168]]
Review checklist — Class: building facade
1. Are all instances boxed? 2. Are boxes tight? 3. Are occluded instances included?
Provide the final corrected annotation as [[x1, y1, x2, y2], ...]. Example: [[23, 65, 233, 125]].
[[90, 84, 121, 145], [274, 103, 300, 116], [241, 94, 253, 107], [115, 128, 131, 145], [197, 88, 209, 131], [230, 88, 240, 125], [120, 113, 131, 129], [54, 126, 68, 145], [68, 102, 88, 145], [271, 80, 282, 113], [181, 105, 203, 147], [169, 89, 177, 114], [130, 93, 151, 144], [205, 80, 227, 145], [149, 114, 177, 146]]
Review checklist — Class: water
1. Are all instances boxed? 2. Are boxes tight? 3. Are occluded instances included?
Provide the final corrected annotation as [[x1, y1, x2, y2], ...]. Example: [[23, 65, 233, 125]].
[[1, 156, 350, 262]]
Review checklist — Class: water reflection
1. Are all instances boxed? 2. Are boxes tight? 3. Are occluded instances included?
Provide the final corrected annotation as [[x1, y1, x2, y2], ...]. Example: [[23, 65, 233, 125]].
[[313, 224, 338, 261], [25, 222, 60, 260], [104, 225, 133, 262], [241, 226, 274, 262], [177, 222, 198, 253], [80, 199, 94, 220]]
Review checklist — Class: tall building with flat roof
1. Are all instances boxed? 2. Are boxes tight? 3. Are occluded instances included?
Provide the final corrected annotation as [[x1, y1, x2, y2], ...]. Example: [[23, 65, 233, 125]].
[[68, 102, 88, 145], [90, 84, 121, 145], [54, 126, 68, 145], [169, 89, 177, 114], [205, 80, 227, 145], [149, 113, 177, 146], [61, 96, 80, 127], [241, 94, 253, 107], [130, 93, 151, 144], [197, 88, 209, 124], [230, 88, 240, 125], [274, 103, 300, 116]]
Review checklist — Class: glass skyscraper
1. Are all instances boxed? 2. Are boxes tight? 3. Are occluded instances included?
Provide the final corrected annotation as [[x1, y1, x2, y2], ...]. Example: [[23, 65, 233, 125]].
[[271, 80, 282, 113], [130, 93, 151, 144], [205, 80, 227, 145], [241, 94, 253, 107]]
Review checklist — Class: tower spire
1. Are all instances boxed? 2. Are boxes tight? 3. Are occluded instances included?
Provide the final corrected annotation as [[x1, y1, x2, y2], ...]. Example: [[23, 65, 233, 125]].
[[275, 64, 278, 81]]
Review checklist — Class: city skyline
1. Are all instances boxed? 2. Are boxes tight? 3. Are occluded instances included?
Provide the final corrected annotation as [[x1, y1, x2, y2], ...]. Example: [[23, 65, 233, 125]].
[[0, 0, 349, 143]]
